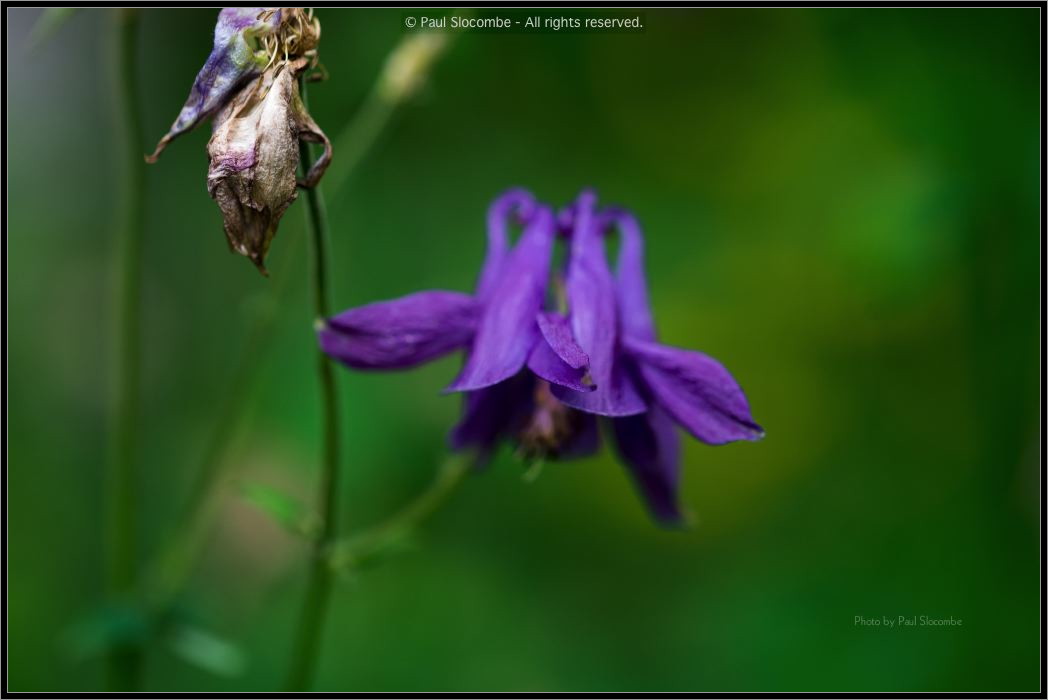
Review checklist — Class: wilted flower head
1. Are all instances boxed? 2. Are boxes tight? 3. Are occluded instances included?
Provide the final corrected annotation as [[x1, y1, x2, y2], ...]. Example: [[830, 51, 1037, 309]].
[[317, 189, 763, 524], [146, 7, 330, 274], [146, 7, 283, 162], [207, 55, 330, 274]]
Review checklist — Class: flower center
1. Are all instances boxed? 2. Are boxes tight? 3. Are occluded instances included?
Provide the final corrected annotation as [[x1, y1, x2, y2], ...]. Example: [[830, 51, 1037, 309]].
[[517, 381, 583, 460]]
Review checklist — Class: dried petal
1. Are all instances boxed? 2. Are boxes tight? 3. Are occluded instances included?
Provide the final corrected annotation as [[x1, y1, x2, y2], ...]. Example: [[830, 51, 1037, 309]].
[[291, 84, 332, 188], [205, 65, 292, 273], [205, 58, 331, 274], [146, 8, 280, 162]]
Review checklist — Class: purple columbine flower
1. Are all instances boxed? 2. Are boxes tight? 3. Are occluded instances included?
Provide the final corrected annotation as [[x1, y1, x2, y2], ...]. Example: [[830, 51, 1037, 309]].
[[318, 189, 763, 524]]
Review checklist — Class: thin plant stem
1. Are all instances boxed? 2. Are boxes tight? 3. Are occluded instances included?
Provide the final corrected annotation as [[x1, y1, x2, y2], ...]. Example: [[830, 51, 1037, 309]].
[[143, 27, 457, 618], [284, 77, 342, 692], [327, 456, 471, 573], [123, 25, 458, 687], [106, 7, 145, 692]]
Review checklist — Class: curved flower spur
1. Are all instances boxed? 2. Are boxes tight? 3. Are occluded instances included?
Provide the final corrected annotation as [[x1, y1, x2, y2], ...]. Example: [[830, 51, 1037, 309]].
[[146, 7, 331, 274], [318, 189, 764, 524]]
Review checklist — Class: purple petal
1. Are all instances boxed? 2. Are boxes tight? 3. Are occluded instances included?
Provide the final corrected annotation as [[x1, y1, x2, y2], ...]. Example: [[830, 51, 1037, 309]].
[[624, 337, 764, 445], [600, 207, 656, 342], [319, 291, 479, 370], [612, 407, 683, 524], [447, 206, 555, 393], [536, 311, 588, 369], [551, 360, 645, 417], [449, 372, 534, 462], [475, 189, 536, 300], [551, 191, 646, 416], [527, 339, 593, 393], [147, 8, 279, 161], [558, 411, 601, 459]]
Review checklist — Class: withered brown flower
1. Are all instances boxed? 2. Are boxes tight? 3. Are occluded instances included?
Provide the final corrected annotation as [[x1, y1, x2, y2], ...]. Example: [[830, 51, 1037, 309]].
[[207, 56, 330, 275], [146, 8, 330, 275]]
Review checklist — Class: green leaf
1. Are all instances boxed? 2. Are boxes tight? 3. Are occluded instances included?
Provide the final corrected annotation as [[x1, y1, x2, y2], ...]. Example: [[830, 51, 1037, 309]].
[[166, 624, 246, 677], [239, 482, 319, 539]]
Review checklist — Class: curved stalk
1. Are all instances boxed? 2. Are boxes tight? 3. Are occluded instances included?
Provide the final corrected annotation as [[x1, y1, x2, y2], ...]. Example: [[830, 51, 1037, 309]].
[[284, 77, 342, 692], [124, 23, 460, 689], [327, 456, 470, 574], [143, 25, 456, 626]]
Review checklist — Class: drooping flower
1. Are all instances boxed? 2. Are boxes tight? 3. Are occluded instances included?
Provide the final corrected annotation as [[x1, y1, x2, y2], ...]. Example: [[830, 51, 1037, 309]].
[[318, 189, 762, 524], [207, 56, 331, 274], [146, 7, 330, 274]]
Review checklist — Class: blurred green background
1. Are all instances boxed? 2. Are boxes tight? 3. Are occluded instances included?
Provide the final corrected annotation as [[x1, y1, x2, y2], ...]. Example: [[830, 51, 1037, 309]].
[[7, 7, 1040, 692]]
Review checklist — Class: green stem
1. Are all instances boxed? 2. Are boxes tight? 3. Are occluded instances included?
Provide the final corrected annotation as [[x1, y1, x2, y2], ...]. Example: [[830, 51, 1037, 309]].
[[106, 7, 145, 692], [125, 26, 459, 688], [328, 456, 471, 573], [142, 26, 457, 621], [284, 77, 342, 692]]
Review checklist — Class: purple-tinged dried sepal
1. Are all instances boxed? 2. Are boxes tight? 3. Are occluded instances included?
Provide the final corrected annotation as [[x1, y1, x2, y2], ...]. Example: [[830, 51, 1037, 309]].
[[146, 8, 281, 162]]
